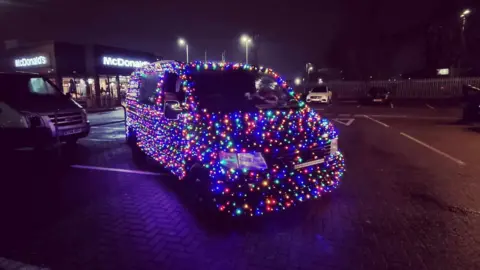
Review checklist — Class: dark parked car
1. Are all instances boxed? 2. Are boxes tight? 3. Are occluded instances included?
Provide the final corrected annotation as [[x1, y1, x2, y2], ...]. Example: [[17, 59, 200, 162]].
[[462, 85, 480, 122], [359, 87, 391, 105]]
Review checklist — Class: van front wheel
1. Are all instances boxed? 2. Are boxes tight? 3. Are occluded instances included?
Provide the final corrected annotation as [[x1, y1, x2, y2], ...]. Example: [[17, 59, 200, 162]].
[[127, 128, 147, 163], [185, 162, 212, 203], [127, 127, 137, 147]]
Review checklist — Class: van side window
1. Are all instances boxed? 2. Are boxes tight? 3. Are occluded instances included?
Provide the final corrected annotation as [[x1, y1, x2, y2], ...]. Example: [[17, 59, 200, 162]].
[[163, 72, 185, 103], [138, 73, 158, 105]]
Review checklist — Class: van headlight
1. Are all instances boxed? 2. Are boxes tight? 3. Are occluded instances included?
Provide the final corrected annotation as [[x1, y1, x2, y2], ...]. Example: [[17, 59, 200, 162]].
[[330, 138, 339, 154], [28, 116, 43, 128], [81, 108, 89, 123], [21, 111, 44, 128]]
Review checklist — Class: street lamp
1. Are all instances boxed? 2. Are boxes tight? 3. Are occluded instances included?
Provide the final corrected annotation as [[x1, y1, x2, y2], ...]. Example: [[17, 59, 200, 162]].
[[177, 38, 189, 63], [294, 77, 302, 86], [459, 8, 472, 72], [460, 9, 472, 32], [461, 9, 471, 18], [240, 34, 252, 64]]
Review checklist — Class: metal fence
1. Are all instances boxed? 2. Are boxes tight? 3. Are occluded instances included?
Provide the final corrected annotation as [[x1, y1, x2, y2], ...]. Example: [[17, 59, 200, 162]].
[[295, 77, 480, 99]]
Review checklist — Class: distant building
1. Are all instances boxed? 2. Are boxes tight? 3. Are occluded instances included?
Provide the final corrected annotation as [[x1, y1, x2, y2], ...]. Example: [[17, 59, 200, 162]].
[[0, 40, 162, 106]]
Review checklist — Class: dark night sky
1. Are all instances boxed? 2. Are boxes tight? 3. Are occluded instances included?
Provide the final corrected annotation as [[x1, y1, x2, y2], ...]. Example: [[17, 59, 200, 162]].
[[0, 0, 476, 78]]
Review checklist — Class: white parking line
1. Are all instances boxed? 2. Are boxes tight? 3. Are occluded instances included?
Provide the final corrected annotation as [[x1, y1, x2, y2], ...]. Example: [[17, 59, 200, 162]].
[[363, 115, 390, 127], [400, 132, 466, 166], [338, 114, 351, 117], [356, 114, 457, 120], [70, 165, 169, 176], [356, 114, 407, 118], [426, 104, 435, 110]]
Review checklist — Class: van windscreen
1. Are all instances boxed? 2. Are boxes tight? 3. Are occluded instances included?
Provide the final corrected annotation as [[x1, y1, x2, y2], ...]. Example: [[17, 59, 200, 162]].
[[0, 74, 62, 100]]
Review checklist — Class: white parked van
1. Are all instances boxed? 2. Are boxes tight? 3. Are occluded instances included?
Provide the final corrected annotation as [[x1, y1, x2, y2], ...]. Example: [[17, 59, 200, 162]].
[[0, 73, 90, 150]]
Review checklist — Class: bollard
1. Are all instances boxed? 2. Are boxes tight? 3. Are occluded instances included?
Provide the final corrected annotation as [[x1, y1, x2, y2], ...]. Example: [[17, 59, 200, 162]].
[[122, 105, 127, 142], [54, 110, 61, 157]]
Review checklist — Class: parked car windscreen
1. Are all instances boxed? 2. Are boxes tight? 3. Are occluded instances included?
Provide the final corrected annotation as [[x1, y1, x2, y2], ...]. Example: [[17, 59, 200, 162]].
[[310, 86, 328, 93], [463, 85, 480, 102]]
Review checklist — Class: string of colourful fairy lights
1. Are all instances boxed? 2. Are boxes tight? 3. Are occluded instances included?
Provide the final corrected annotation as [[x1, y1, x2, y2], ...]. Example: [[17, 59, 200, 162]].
[[126, 61, 345, 216]]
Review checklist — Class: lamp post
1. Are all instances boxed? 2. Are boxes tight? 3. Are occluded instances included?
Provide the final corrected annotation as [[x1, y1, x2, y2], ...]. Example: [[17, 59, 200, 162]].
[[461, 9, 471, 32], [178, 38, 189, 63], [221, 50, 226, 62], [240, 34, 252, 64], [459, 9, 472, 73]]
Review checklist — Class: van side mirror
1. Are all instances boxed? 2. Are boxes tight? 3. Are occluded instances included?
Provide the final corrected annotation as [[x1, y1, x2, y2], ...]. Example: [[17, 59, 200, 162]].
[[287, 99, 299, 106], [164, 100, 182, 120]]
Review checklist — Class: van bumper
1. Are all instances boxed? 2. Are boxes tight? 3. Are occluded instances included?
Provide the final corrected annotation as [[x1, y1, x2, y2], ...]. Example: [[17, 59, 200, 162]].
[[0, 124, 90, 149], [0, 127, 53, 148], [209, 152, 345, 216], [56, 123, 90, 141]]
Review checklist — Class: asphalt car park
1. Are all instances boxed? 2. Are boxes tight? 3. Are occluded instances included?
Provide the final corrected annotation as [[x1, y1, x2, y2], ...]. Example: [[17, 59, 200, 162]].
[[1, 104, 480, 270], [309, 102, 461, 121]]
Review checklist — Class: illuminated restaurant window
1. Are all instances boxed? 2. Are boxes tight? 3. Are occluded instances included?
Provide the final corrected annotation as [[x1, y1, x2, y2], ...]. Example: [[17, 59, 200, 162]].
[[87, 78, 95, 98], [119, 76, 129, 98], [99, 76, 118, 98], [62, 77, 88, 98]]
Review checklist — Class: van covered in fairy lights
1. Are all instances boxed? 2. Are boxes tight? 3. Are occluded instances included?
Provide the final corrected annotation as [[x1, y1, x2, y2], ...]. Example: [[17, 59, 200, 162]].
[[126, 60, 345, 216]]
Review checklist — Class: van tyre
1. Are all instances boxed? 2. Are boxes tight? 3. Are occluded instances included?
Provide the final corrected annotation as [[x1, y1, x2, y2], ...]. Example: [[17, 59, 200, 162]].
[[128, 128, 147, 162], [127, 127, 137, 147], [185, 162, 212, 203]]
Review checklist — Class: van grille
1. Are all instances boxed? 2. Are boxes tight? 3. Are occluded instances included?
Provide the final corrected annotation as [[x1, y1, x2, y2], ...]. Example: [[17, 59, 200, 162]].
[[48, 112, 83, 127]]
